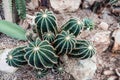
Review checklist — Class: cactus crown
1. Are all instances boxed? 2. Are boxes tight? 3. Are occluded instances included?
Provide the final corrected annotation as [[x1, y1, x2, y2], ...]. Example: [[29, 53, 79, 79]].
[[62, 18, 83, 36], [35, 9, 58, 37], [6, 9, 96, 78]]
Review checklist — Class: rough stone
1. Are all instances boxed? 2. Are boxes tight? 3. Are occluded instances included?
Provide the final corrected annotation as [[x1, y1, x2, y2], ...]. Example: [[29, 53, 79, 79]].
[[0, 49, 18, 73], [107, 76, 118, 80], [103, 70, 115, 76], [50, 0, 81, 13], [98, 22, 109, 30], [112, 29, 120, 52], [63, 55, 97, 80]]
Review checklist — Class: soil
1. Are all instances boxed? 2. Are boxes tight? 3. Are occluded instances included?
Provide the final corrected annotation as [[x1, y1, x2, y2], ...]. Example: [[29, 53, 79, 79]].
[[0, 1, 120, 80]]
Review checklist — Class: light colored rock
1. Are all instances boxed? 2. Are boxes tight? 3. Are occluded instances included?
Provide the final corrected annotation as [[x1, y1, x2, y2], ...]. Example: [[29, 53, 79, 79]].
[[82, 0, 96, 9], [63, 55, 97, 80], [98, 22, 109, 30], [112, 29, 120, 52], [107, 76, 118, 80], [115, 68, 120, 76], [103, 70, 115, 76], [27, 0, 39, 10], [91, 31, 110, 44], [0, 49, 18, 73], [50, 0, 81, 13]]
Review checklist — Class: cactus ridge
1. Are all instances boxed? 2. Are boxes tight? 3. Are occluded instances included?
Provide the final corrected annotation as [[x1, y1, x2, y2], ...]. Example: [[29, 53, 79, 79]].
[[35, 9, 58, 35], [24, 38, 58, 69], [69, 40, 96, 59], [6, 46, 27, 67], [62, 18, 83, 36], [54, 31, 76, 55]]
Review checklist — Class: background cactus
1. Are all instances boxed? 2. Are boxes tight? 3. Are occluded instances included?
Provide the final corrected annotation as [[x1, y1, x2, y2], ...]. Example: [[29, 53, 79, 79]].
[[53, 31, 76, 55], [69, 40, 96, 59], [15, 0, 26, 19], [83, 18, 94, 30], [35, 9, 58, 37], [24, 38, 58, 69], [6, 46, 27, 67], [62, 18, 83, 36], [43, 32, 55, 43]]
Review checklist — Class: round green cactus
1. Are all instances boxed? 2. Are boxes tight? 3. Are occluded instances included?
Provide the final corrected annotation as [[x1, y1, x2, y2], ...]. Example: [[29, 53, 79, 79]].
[[35, 9, 58, 36], [52, 64, 64, 74], [24, 38, 58, 69], [53, 31, 76, 55], [62, 18, 83, 36], [6, 46, 27, 67], [43, 32, 55, 43], [33, 69, 49, 79], [69, 40, 96, 59], [83, 18, 94, 30]]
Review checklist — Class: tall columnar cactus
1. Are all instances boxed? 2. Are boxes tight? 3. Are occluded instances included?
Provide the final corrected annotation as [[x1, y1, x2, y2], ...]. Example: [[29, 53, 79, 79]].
[[24, 38, 58, 69], [15, 0, 26, 19], [83, 18, 94, 30], [62, 18, 83, 36], [53, 31, 76, 55], [69, 40, 96, 59], [43, 32, 55, 43], [35, 9, 58, 37], [6, 46, 27, 67]]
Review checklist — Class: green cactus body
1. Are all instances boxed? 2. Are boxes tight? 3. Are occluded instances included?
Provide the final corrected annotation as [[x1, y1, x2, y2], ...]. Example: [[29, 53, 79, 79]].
[[15, 0, 26, 19], [53, 31, 76, 55], [6, 46, 27, 67], [69, 40, 96, 59], [24, 38, 58, 69], [83, 18, 94, 30], [43, 32, 55, 43], [62, 19, 83, 36], [35, 9, 58, 36], [34, 69, 48, 79]]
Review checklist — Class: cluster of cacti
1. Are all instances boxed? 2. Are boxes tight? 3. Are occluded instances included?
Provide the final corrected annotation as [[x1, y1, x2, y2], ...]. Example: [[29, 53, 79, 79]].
[[6, 9, 96, 79]]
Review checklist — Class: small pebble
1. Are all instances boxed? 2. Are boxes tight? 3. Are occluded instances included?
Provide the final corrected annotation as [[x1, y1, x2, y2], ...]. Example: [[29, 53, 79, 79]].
[[103, 70, 115, 76], [98, 22, 109, 30], [107, 76, 118, 80]]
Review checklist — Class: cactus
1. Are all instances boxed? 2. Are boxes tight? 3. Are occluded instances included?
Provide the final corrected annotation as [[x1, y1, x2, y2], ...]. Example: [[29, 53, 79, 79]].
[[53, 31, 76, 55], [24, 38, 58, 69], [83, 18, 94, 30], [43, 32, 55, 43], [35, 9, 58, 36], [69, 40, 96, 59], [52, 64, 64, 74], [34, 69, 49, 79], [6, 46, 27, 67], [15, 0, 26, 19], [62, 18, 83, 36]]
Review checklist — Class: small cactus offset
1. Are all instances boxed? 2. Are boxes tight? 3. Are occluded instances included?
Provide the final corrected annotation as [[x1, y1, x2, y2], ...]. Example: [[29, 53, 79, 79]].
[[69, 40, 96, 59], [15, 0, 26, 19], [43, 32, 55, 43], [83, 18, 95, 30], [33, 69, 49, 79], [53, 31, 76, 55], [62, 18, 83, 36], [35, 9, 58, 36], [6, 46, 27, 67], [24, 38, 58, 69]]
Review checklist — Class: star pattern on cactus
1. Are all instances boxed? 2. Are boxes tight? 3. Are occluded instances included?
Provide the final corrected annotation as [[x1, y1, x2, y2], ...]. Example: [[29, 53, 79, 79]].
[[6, 46, 27, 67], [24, 38, 58, 69]]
